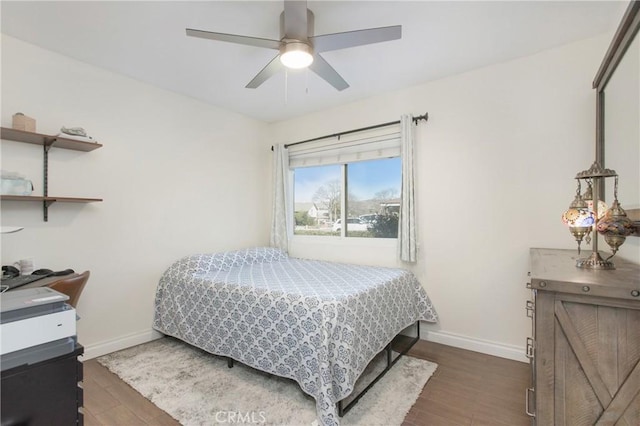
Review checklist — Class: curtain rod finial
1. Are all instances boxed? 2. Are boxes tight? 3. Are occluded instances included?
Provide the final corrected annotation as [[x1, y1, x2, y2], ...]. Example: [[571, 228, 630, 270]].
[[413, 113, 429, 125]]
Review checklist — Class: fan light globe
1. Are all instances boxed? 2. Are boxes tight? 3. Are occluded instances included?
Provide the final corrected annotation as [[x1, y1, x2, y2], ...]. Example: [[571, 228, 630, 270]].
[[280, 42, 314, 69]]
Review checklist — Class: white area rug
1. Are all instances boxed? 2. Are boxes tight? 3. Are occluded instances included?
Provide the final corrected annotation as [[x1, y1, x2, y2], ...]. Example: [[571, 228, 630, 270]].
[[97, 337, 437, 426]]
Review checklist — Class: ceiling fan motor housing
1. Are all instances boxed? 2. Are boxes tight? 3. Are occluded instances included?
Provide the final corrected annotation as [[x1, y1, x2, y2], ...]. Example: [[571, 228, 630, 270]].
[[279, 8, 315, 69], [280, 8, 314, 41]]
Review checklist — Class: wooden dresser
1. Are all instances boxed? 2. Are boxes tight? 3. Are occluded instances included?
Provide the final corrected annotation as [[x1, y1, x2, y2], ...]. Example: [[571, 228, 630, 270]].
[[526, 248, 640, 425]]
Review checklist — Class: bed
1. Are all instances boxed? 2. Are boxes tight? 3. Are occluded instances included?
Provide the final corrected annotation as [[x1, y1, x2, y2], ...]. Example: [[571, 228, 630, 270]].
[[153, 247, 437, 425]]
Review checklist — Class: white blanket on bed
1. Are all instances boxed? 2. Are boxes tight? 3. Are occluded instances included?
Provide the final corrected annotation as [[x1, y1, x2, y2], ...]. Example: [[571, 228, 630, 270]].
[[153, 247, 437, 426]]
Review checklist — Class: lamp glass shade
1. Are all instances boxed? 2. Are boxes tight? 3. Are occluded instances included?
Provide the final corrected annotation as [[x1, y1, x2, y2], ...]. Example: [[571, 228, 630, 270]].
[[596, 200, 634, 238], [562, 207, 595, 228], [280, 43, 314, 69], [585, 199, 608, 219], [561, 200, 607, 225], [580, 182, 608, 220]]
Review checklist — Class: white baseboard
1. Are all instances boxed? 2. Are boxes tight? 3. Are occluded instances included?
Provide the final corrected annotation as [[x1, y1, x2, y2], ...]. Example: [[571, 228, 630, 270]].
[[82, 327, 527, 363], [83, 329, 163, 360], [422, 328, 528, 363]]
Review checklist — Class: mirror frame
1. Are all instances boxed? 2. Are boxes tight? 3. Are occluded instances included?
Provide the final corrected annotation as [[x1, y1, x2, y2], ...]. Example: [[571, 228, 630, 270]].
[[593, 0, 640, 234], [593, 1, 639, 163]]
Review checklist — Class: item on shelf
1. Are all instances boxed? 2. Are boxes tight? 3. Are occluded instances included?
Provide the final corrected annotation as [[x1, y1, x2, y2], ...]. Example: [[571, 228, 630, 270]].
[[12, 113, 36, 132], [59, 126, 96, 143], [0, 171, 33, 196], [60, 126, 87, 137]]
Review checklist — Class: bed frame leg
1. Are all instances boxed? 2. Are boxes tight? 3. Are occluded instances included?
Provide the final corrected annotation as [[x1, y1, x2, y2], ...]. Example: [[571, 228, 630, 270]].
[[336, 320, 422, 417], [227, 358, 234, 368]]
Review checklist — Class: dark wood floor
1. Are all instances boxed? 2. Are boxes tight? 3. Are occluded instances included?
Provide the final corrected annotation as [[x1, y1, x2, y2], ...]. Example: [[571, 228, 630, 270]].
[[83, 340, 530, 425], [402, 341, 530, 426]]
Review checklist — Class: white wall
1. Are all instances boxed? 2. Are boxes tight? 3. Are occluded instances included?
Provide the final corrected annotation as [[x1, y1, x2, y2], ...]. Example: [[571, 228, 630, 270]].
[[1, 35, 272, 358], [3, 32, 628, 363], [270, 34, 611, 361]]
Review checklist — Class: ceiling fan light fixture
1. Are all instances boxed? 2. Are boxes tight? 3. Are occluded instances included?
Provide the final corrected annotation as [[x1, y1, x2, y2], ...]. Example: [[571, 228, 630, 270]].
[[280, 42, 313, 69]]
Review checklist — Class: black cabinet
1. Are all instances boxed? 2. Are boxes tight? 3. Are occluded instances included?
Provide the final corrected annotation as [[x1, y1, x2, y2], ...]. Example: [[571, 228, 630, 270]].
[[1, 345, 83, 426]]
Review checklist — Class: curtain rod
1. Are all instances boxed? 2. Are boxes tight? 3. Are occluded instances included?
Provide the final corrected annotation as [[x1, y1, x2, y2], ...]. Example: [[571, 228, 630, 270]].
[[271, 113, 429, 151]]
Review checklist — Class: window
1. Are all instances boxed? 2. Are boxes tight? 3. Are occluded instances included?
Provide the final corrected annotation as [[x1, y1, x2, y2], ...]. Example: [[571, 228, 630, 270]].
[[293, 157, 401, 238], [289, 124, 402, 239]]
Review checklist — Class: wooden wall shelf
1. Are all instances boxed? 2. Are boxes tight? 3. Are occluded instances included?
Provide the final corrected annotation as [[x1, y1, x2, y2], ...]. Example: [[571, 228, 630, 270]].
[[1, 127, 103, 221], [0, 195, 102, 203], [1, 127, 102, 152]]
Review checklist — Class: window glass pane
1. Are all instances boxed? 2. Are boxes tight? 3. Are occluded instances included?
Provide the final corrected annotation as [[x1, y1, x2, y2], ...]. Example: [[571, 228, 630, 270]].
[[293, 165, 341, 236], [346, 158, 401, 238]]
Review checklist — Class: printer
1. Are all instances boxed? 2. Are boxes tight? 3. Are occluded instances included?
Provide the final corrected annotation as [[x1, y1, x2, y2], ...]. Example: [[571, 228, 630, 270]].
[[1, 287, 77, 371]]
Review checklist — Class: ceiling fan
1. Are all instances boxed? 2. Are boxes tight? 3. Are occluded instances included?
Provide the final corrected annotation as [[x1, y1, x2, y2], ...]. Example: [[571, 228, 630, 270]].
[[186, 0, 401, 91]]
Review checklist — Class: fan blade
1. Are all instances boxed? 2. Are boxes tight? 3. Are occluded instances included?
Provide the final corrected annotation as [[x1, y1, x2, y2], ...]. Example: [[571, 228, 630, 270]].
[[246, 55, 284, 89], [283, 0, 308, 40], [186, 28, 281, 50], [310, 25, 401, 53], [309, 54, 349, 91]]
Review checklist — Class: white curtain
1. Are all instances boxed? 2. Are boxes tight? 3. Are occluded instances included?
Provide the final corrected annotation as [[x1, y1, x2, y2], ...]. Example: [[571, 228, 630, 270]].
[[270, 144, 291, 251], [398, 114, 417, 263]]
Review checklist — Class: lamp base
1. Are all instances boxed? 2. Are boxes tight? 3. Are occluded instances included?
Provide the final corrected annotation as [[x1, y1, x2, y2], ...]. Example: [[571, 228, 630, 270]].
[[576, 252, 615, 270]]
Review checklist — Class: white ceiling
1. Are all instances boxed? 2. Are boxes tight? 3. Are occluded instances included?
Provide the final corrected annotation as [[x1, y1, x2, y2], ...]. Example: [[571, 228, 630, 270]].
[[0, 1, 628, 123]]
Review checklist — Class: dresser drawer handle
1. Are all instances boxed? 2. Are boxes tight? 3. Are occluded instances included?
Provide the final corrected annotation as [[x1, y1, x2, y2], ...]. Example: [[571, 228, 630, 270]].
[[526, 300, 534, 318], [632, 290, 640, 297], [582, 286, 590, 292], [525, 387, 535, 417], [526, 337, 535, 359]]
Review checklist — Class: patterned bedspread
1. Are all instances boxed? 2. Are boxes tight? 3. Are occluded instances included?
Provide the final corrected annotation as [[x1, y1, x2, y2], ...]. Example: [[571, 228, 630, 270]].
[[153, 248, 437, 425]]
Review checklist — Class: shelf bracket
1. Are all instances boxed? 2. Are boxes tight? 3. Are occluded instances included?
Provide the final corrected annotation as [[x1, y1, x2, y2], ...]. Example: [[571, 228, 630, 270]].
[[42, 141, 53, 222], [42, 199, 56, 222], [43, 136, 56, 152]]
